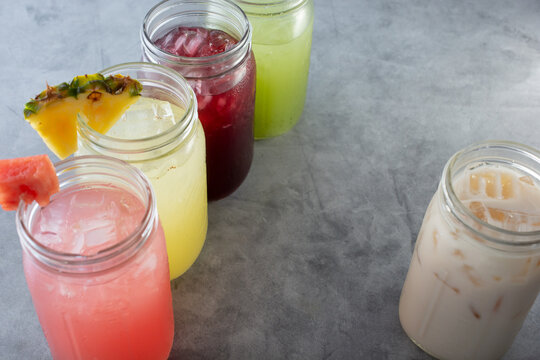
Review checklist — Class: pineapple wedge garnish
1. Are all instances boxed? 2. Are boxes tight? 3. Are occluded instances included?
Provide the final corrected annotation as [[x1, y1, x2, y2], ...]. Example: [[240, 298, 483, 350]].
[[24, 73, 142, 159]]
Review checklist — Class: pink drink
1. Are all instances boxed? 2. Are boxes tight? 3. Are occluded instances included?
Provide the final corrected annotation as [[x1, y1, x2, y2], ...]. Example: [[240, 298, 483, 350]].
[[17, 156, 174, 360], [151, 25, 256, 200]]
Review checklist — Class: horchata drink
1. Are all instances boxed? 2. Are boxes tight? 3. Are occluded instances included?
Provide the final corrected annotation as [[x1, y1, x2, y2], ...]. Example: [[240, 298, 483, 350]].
[[399, 141, 540, 360], [77, 62, 207, 279], [233, 0, 313, 138], [16, 156, 174, 360], [142, 0, 256, 200]]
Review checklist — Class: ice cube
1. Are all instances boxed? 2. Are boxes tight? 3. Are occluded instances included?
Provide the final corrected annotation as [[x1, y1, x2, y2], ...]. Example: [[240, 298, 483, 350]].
[[173, 31, 188, 53], [77, 217, 118, 254], [519, 175, 535, 186], [183, 30, 205, 56], [196, 93, 213, 110], [70, 230, 85, 254], [107, 97, 185, 140], [83, 222, 116, 251], [500, 172, 514, 199], [36, 231, 62, 247], [37, 199, 69, 245], [469, 201, 488, 222], [69, 191, 105, 210]]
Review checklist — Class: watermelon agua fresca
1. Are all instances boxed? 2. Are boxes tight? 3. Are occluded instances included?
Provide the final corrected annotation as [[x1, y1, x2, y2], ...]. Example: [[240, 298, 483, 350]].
[[0, 154, 59, 211]]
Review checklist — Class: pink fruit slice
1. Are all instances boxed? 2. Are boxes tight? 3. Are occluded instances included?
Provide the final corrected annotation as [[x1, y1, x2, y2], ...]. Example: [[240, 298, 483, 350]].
[[0, 154, 59, 211]]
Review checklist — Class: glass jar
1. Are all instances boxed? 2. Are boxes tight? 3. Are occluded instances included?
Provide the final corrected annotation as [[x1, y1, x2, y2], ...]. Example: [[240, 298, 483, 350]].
[[399, 141, 540, 360], [77, 62, 207, 280], [16, 155, 174, 360], [233, 0, 313, 138], [141, 0, 256, 200]]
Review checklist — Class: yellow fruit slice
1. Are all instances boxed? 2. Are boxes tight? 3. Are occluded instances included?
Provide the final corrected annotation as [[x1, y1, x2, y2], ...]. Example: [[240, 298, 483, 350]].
[[24, 74, 142, 159]]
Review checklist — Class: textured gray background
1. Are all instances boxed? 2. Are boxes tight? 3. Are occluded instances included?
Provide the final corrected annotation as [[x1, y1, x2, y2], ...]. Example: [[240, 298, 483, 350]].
[[1, 0, 540, 359]]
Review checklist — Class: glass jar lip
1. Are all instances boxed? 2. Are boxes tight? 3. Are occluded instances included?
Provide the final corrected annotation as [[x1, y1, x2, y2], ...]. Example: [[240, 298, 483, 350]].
[[16, 155, 157, 273], [78, 62, 197, 156], [233, 0, 308, 15], [141, 0, 252, 66], [443, 140, 540, 248]]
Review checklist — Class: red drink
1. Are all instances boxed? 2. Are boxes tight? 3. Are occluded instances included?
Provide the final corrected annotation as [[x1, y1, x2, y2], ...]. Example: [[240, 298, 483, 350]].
[[142, 1, 256, 200], [17, 156, 174, 360]]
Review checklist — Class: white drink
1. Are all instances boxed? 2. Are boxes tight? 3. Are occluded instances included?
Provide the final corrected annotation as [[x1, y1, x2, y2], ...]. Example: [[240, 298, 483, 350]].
[[400, 163, 540, 360]]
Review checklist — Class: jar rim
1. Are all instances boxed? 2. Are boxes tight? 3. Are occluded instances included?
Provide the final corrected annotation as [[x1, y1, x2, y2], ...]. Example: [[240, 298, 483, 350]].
[[442, 140, 540, 249], [78, 62, 197, 160], [16, 155, 158, 274], [141, 0, 252, 68], [233, 0, 308, 15]]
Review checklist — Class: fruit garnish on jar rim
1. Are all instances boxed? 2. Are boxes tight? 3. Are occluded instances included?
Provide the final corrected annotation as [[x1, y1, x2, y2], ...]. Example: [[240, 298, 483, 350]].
[[0, 154, 59, 211], [23, 73, 142, 159]]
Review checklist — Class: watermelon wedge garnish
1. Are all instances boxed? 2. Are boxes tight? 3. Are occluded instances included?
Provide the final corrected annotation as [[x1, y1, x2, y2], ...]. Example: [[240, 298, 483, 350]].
[[0, 154, 59, 211]]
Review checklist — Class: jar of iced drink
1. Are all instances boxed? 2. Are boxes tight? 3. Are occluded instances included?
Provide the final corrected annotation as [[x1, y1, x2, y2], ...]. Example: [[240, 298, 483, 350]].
[[141, 0, 255, 200], [77, 62, 207, 279], [399, 141, 540, 360], [233, 0, 313, 138], [16, 155, 174, 360]]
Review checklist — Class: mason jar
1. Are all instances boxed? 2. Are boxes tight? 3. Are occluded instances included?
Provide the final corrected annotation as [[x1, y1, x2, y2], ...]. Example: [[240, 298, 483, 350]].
[[141, 0, 256, 200], [77, 62, 207, 280], [233, 0, 314, 138], [399, 141, 540, 360], [17, 155, 174, 360]]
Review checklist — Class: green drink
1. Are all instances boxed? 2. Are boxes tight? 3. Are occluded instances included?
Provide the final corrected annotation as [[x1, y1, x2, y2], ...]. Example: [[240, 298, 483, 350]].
[[236, 0, 314, 138]]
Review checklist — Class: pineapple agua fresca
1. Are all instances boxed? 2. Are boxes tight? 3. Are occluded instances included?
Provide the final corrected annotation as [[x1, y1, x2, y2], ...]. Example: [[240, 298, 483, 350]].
[[24, 74, 142, 159]]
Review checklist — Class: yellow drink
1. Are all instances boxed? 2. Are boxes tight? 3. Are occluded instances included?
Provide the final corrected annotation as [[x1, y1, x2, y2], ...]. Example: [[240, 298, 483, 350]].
[[77, 62, 208, 280], [140, 120, 207, 279], [120, 101, 207, 279]]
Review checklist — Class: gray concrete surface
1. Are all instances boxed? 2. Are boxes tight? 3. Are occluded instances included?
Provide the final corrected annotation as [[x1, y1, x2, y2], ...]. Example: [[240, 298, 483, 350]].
[[1, 0, 540, 359]]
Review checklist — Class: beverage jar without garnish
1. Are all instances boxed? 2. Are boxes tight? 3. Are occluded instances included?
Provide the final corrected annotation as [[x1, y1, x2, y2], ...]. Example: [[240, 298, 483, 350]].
[[141, 0, 255, 201], [233, 0, 313, 139], [16, 155, 174, 360], [399, 141, 540, 360], [76, 62, 207, 280]]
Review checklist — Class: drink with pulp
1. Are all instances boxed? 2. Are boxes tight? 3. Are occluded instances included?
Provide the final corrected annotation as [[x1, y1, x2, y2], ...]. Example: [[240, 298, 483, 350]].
[[17, 156, 174, 360], [142, 1, 256, 200], [399, 142, 540, 360], [77, 62, 208, 280], [235, 0, 314, 138]]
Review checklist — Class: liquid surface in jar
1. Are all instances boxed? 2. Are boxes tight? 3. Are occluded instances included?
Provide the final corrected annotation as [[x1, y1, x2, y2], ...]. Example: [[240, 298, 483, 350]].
[[456, 166, 540, 232], [32, 186, 144, 255], [107, 97, 185, 139], [155, 26, 238, 57]]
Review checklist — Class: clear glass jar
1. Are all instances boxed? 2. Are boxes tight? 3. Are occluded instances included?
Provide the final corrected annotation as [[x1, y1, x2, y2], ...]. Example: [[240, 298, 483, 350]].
[[17, 155, 174, 360], [233, 0, 314, 138], [141, 0, 256, 200], [399, 141, 540, 360], [77, 62, 207, 280]]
